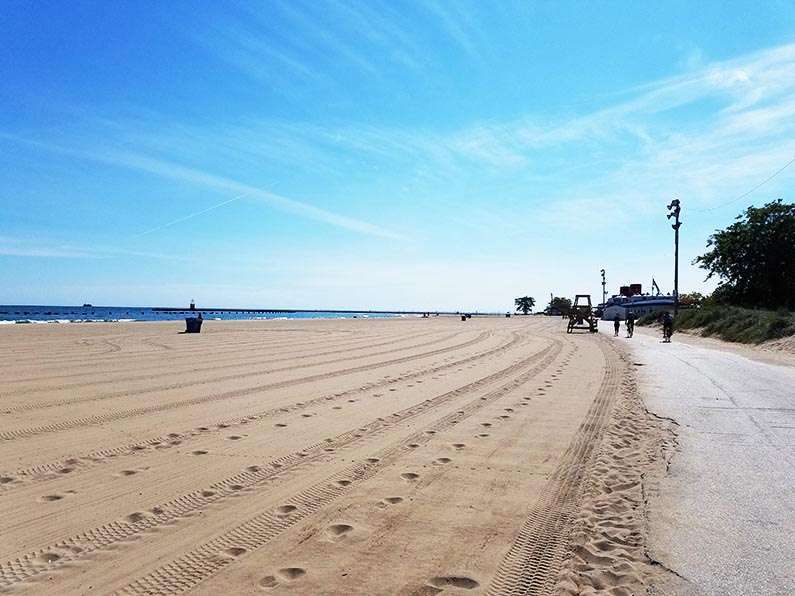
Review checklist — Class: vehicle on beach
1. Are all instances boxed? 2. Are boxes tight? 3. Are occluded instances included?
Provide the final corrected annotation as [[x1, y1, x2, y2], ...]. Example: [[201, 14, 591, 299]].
[[566, 294, 599, 333]]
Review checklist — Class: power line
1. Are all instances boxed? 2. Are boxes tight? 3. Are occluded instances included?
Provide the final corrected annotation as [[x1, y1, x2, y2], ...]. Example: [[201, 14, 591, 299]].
[[695, 154, 795, 213]]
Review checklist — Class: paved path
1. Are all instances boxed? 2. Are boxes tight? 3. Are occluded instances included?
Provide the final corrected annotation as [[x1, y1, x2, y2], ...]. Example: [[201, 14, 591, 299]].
[[613, 325, 794, 595]]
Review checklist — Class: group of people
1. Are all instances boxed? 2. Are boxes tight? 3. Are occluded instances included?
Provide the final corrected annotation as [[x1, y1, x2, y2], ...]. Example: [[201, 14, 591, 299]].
[[613, 310, 673, 342]]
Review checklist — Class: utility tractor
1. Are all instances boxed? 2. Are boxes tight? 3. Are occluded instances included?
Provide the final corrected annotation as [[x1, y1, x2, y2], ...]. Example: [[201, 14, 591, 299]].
[[566, 294, 599, 333]]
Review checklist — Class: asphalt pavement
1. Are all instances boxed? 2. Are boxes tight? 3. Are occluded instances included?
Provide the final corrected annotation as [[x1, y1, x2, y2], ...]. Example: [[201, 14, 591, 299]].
[[607, 322, 794, 595]]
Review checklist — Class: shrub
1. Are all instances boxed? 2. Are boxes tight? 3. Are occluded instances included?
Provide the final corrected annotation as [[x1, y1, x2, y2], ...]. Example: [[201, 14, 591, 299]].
[[638, 305, 795, 344]]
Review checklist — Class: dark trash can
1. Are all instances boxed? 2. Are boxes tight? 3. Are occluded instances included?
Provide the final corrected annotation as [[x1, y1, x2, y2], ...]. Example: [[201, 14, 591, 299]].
[[461, 315, 467, 321], [185, 317, 203, 333]]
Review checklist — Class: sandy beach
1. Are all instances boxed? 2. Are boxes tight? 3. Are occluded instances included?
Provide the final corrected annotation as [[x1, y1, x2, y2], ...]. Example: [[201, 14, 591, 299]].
[[0, 317, 670, 595]]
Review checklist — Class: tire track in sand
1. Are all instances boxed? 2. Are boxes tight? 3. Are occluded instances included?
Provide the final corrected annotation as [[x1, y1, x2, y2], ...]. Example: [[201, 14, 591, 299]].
[[0, 336, 564, 591], [0, 332, 491, 441], [0, 326, 441, 390], [486, 337, 622, 596], [1, 329, 451, 404], [0, 331, 524, 490]]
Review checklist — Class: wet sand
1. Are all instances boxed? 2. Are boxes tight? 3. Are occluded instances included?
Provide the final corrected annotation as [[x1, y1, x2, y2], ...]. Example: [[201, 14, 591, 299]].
[[0, 317, 670, 595]]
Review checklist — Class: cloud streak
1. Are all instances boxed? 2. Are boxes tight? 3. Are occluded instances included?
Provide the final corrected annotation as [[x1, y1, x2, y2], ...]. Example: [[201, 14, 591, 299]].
[[0, 133, 404, 241], [132, 194, 247, 239], [0, 237, 195, 261]]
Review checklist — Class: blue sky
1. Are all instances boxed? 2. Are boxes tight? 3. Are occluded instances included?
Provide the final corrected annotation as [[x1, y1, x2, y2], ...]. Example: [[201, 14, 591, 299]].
[[1, 1, 794, 310]]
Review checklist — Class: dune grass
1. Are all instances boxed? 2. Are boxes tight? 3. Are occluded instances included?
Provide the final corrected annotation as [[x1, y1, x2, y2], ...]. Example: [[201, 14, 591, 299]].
[[638, 305, 795, 344]]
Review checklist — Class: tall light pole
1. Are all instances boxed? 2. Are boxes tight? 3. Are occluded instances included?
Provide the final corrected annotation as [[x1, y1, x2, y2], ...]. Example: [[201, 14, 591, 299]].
[[600, 269, 606, 307], [666, 199, 682, 315]]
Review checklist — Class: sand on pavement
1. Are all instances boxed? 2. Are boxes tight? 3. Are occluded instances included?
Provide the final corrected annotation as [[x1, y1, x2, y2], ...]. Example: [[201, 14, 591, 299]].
[[0, 317, 672, 595]]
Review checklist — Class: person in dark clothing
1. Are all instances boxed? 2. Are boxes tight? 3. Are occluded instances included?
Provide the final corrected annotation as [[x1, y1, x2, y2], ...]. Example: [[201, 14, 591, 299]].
[[613, 313, 621, 337], [626, 311, 636, 338], [661, 311, 674, 342]]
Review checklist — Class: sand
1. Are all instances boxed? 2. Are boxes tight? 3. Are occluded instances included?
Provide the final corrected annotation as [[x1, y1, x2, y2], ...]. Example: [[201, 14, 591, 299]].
[[0, 317, 671, 595]]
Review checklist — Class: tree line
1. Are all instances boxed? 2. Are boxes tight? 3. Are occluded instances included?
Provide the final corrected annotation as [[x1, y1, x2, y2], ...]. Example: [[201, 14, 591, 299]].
[[512, 199, 794, 315], [695, 199, 794, 310]]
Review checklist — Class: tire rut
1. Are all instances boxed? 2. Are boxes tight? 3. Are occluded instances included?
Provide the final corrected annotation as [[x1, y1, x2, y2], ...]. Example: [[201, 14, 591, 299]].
[[0, 332, 491, 441], [2, 329, 454, 406], [0, 332, 522, 492], [0, 336, 565, 591], [486, 337, 622, 596]]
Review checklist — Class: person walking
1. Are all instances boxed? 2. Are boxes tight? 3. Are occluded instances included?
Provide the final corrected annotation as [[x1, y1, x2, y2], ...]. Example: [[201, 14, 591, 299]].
[[626, 310, 636, 338], [613, 313, 621, 337], [662, 311, 674, 343]]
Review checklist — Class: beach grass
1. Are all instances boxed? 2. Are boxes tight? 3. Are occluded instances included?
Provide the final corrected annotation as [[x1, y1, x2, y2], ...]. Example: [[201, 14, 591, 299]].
[[639, 305, 795, 344]]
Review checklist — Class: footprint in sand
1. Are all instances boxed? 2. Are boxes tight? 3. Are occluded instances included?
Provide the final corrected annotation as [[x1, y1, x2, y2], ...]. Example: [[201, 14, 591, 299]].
[[325, 523, 354, 541], [191, 450, 208, 456], [126, 511, 148, 523], [0, 476, 15, 484], [260, 567, 307, 590], [37, 551, 63, 564], [276, 504, 297, 516], [227, 435, 244, 440], [434, 457, 452, 465], [452, 443, 466, 449], [39, 494, 65, 502], [225, 547, 247, 557], [275, 423, 287, 428], [401, 472, 419, 482], [426, 576, 479, 590]]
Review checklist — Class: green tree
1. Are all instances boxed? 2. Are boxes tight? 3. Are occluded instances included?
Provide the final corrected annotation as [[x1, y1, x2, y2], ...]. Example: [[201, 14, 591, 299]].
[[694, 200, 795, 309], [547, 296, 572, 315], [514, 296, 536, 315], [679, 292, 706, 307]]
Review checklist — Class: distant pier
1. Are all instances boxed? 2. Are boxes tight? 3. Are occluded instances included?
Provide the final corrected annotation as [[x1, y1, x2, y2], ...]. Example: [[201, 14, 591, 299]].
[[152, 307, 502, 316]]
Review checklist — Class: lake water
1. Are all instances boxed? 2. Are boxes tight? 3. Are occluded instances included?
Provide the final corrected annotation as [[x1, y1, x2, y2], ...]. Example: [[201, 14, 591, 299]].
[[0, 305, 403, 324]]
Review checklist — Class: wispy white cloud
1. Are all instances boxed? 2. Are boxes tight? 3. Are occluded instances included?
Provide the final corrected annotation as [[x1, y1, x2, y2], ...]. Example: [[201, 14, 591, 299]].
[[6, 41, 795, 244], [0, 236, 194, 261], [132, 194, 247, 239], [0, 133, 404, 241], [421, 0, 485, 62]]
